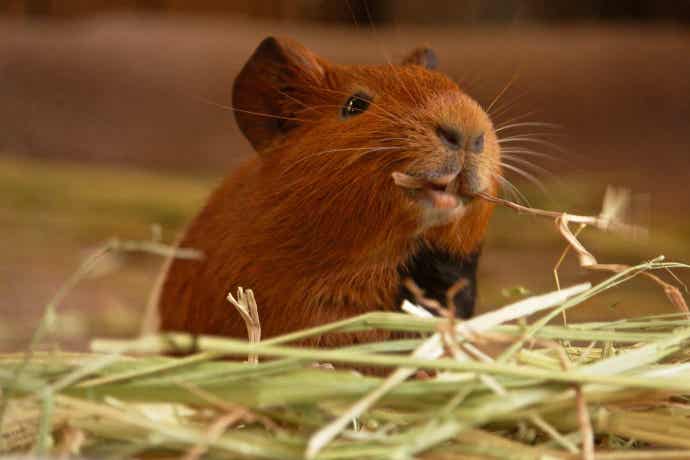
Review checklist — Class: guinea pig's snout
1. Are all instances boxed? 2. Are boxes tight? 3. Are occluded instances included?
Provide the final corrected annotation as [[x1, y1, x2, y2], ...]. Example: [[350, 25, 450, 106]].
[[432, 123, 488, 197], [435, 125, 462, 151], [430, 124, 465, 180], [436, 124, 486, 156]]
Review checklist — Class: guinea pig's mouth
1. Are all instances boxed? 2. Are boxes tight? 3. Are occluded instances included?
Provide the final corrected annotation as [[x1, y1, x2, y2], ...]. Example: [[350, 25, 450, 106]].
[[391, 171, 474, 210]]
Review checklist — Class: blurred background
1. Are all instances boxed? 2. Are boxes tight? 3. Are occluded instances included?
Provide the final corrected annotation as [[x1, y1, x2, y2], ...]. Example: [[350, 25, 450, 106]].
[[1, 0, 689, 351]]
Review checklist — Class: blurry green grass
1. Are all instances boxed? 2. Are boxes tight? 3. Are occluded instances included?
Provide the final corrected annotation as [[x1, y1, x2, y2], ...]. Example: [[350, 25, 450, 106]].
[[0, 155, 211, 243], [0, 155, 213, 349]]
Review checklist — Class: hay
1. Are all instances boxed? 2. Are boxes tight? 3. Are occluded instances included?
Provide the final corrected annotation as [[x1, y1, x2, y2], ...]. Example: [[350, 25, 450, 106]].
[[1, 188, 689, 459], [2, 259, 690, 459]]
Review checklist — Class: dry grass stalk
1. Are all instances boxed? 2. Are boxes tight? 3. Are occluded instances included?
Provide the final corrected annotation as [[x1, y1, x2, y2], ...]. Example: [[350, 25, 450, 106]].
[[227, 287, 261, 364], [6, 267, 690, 459], [403, 277, 467, 369], [305, 282, 591, 458], [576, 386, 595, 460], [529, 414, 580, 454], [446, 277, 469, 311], [442, 312, 596, 456], [0, 237, 201, 439], [402, 277, 445, 315], [479, 189, 689, 316], [0, 402, 45, 452], [55, 425, 85, 460], [5, 185, 690, 459], [177, 381, 280, 432], [479, 187, 640, 233], [182, 412, 247, 460], [554, 223, 587, 327]]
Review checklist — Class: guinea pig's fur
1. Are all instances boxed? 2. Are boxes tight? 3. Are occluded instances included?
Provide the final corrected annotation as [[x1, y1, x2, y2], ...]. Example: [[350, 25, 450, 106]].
[[158, 37, 501, 348]]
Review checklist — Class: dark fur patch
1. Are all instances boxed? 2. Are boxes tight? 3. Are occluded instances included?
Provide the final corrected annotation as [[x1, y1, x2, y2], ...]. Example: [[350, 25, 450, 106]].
[[398, 246, 480, 318]]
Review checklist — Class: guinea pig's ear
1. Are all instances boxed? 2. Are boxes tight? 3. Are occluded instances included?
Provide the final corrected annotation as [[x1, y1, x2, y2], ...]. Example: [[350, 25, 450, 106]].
[[232, 36, 327, 151], [401, 47, 438, 70]]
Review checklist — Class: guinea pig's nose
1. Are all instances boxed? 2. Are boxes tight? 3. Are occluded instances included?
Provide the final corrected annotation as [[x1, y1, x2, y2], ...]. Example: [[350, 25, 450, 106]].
[[436, 125, 462, 151]]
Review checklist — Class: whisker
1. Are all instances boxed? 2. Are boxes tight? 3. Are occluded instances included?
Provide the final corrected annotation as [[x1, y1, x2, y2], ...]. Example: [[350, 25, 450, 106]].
[[296, 145, 404, 162], [495, 122, 561, 133], [284, 145, 406, 172], [494, 173, 532, 207], [501, 155, 562, 186], [500, 147, 558, 161], [494, 174, 519, 204], [486, 73, 518, 114], [275, 86, 314, 111], [500, 162, 549, 196], [499, 132, 563, 140], [198, 98, 315, 124], [488, 89, 529, 121], [298, 84, 409, 127], [502, 155, 555, 174], [386, 57, 418, 105], [491, 111, 536, 128], [295, 104, 407, 126], [498, 136, 566, 153]]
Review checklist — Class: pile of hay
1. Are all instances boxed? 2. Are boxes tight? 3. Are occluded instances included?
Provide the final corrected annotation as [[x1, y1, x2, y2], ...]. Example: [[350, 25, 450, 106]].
[[2, 259, 690, 460]]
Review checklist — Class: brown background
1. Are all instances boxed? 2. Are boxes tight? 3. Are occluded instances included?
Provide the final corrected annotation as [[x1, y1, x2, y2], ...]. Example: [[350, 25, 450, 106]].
[[1, 0, 689, 350]]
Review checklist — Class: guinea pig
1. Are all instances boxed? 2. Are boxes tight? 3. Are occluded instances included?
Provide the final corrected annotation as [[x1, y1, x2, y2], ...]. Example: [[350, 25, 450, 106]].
[[158, 36, 501, 348]]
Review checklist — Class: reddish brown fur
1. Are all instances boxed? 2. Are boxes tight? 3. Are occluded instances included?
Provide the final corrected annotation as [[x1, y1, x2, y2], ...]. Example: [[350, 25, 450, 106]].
[[158, 37, 501, 347]]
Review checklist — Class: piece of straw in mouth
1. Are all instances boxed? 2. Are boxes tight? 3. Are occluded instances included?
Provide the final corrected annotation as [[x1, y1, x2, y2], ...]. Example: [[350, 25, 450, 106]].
[[477, 190, 688, 316]]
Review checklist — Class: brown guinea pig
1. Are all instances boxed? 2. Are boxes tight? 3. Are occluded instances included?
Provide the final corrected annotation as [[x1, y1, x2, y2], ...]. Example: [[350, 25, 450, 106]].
[[158, 36, 501, 347]]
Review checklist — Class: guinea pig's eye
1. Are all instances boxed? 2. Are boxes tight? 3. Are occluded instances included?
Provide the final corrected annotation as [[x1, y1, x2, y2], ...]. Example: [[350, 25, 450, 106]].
[[341, 93, 371, 118]]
